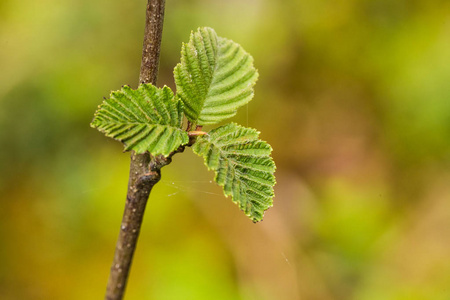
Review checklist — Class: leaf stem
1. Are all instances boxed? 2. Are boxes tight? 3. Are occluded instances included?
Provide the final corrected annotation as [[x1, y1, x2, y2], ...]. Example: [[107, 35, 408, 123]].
[[104, 1, 166, 299], [188, 130, 208, 137]]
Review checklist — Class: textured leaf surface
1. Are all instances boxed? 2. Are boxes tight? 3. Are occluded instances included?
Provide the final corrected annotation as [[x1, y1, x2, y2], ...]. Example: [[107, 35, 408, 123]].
[[192, 123, 276, 222], [174, 27, 258, 125], [91, 84, 189, 156]]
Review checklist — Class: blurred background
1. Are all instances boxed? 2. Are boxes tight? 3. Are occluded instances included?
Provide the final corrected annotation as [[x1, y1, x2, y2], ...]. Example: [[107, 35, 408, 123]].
[[1, 0, 450, 299]]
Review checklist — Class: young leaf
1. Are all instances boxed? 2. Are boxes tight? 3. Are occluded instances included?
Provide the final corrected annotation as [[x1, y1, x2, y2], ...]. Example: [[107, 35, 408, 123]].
[[174, 27, 258, 125], [91, 84, 189, 157], [192, 123, 276, 222]]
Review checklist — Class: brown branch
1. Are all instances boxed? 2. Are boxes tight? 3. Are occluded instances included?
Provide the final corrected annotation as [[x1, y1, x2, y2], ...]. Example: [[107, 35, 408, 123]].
[[139, 0, 165, 85], [104, 1, 166, 299]]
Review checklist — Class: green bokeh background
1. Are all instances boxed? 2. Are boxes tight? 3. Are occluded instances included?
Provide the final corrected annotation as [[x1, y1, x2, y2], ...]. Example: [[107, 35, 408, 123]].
[[1, 0, 450, 299]]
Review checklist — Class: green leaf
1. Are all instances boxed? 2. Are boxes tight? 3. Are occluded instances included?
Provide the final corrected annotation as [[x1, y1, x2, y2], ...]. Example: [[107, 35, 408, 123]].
[[192, 123, 276, 222], [174, 27, 259, 125], [91, 84, 189, 157]]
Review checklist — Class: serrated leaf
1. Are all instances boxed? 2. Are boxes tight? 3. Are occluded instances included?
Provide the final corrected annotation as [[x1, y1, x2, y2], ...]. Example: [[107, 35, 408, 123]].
[[91, 84, 189, 157], [192, 123, 276, 222], [174, 27, 258, 125]]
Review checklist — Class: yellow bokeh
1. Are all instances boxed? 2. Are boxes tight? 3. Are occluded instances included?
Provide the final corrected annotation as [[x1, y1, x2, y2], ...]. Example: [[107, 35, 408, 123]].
[[1, 0, 450, 299]]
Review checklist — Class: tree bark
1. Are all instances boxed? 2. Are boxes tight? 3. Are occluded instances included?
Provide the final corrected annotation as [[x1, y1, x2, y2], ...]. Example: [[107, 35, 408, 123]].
[[104, 1, 166, 299]]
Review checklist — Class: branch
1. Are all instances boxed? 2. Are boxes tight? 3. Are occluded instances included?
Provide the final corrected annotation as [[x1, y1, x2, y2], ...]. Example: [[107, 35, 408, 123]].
[[104, 1, 166, 299], [139, 0, 165, 85]]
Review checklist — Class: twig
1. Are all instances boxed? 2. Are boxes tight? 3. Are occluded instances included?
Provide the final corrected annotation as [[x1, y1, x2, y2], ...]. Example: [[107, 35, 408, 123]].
[[104, 1, 166, 299]]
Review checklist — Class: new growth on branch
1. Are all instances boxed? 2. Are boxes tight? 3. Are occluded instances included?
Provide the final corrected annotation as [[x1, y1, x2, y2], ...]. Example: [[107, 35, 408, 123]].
[[92, 27, 276, 222]]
